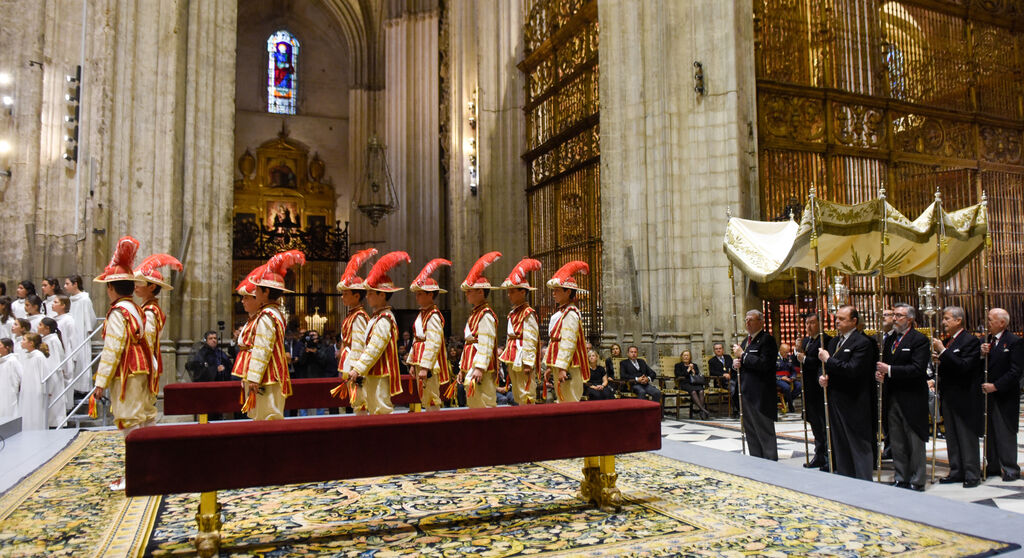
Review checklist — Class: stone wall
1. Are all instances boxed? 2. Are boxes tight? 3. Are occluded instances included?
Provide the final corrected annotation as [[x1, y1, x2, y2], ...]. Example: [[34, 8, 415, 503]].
[[599, 0, 759, 367]]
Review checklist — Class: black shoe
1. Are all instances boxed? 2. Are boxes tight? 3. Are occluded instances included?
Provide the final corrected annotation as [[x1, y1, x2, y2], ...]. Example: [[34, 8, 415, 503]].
[[963, 479, 980, 488], [803, 459, 824, 469], [819, 464, 831, 472], [881, 447, 892, 460], [891, 481, 909, 488], [700, 410, 710, 420], [1002, 473, 1020, 482], [909, 484, 925, 492], [938, 476, 963, 484]]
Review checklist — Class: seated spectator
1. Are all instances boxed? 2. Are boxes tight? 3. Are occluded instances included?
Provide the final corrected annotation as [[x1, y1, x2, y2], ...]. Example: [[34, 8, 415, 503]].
[[674, 350, 711, 420], [775, 342, 801, 412], [707, 341, 737, 416], [496, 361, 516, 406], [619, 346, 660, 401], [605, 343, 623, 378], [584, 349, 613, 400], [186, 330, 233, 383]]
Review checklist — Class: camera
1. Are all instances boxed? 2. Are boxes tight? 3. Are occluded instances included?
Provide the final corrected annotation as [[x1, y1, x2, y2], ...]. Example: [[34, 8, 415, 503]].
[[301, 331, 320, 349]]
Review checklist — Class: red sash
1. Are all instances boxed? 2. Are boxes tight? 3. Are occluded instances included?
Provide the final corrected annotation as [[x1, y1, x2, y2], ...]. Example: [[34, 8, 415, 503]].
[[103, 300, 154, 400], [142, 301, 166, 393], [337, 308, 369, 373], [460, 304, 498, 372], [543, 305, 591, 381], [408, 306, 451, 384], [365, 308, 403, 396]]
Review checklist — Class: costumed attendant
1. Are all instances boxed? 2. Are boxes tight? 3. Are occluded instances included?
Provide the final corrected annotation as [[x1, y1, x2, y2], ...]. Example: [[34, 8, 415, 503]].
[[459, 252, 501, 409], [348, 251, 410, 414], [20, 333, 55, 431], [0, 338, 23, 418], [544, 261, 591, 403], [65, 275, 99, 395], [134, 253, 184, 404], [38, 317, 67, 426], [41, 277, 63, 316], [330, 248, 377, 414], [52, 296, 81, 410], [91, 236, 156, 490], [498, 258, 542, 405], [408, 258, 453, 411], [234, 250, 305, 421]]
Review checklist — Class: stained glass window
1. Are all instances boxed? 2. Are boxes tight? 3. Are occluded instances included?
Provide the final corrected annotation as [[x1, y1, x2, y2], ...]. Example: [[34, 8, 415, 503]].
[[267, 30, 299, 114]]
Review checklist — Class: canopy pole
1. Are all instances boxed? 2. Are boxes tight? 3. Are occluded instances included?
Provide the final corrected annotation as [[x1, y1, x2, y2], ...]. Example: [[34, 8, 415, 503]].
[[930, 186, 945, 484], [809, 186, 835, 473], [794, 267, 810, 465], [981, 191, 991, 481], [876, 186, 888, 482], [727, 206, 747, 456]]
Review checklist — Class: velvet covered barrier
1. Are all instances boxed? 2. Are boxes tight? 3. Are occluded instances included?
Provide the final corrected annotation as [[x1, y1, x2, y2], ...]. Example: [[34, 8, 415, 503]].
[[125, 399, 662, 496]]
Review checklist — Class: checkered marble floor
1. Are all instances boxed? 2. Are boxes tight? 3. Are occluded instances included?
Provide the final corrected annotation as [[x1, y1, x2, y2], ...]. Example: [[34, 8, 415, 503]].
[[661, 410, 1024, 515]]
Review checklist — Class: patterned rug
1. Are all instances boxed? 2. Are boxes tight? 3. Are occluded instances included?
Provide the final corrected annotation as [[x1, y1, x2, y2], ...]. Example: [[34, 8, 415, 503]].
[[0, 431, 1018, 557]]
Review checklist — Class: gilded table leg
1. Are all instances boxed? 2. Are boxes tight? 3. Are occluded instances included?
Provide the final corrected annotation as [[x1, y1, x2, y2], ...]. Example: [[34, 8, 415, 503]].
[[194, 491, 221, 558], [579, 455, 622, 512]]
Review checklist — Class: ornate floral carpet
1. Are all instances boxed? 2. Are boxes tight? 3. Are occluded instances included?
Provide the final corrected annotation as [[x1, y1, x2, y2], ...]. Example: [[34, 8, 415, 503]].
[[0, 430, 1017, 557]]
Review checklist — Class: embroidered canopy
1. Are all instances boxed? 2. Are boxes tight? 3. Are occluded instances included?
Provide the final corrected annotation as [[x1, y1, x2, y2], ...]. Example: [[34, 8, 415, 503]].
[[724, 197, 987, 283]]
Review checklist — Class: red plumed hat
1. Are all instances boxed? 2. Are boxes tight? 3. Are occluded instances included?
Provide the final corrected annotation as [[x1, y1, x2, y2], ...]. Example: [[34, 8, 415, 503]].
[[546, 260, 589, 293], [134, 254, 183, 290], [254, 250, 306, 293], [410, 258, 452, 293], [500, 258, 542, 290], [364, 251, 412, 292], [94, 236, 142, 283], [337, 248, 378, 291], [460, 251, 502, 291], [236, 264, 267, 296]]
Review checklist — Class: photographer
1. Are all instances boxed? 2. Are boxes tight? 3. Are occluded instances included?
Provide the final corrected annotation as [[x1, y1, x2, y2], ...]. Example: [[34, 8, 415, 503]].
[[295, 330, 335, 379], [186, 331, 232, 383]]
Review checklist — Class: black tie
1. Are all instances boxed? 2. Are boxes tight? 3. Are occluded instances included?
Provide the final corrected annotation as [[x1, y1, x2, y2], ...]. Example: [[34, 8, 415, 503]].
[[837, 335, 846, 352]]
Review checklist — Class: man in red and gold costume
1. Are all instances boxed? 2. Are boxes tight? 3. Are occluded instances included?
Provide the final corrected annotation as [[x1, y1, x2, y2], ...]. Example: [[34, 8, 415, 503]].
[[233, 250, 305, 420], [460, 252, 501, 408], [133, 253, 183, 405], [499, 258, 542, 405], [545, 261, 591, 402], [330, 248, 377, 414], [408, 258, 453, 411], [348, 251, 411, 414], [90, 236, 155, 491]]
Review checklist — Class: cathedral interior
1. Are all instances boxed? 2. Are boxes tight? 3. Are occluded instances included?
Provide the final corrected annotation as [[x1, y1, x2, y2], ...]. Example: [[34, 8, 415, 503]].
[[2, 0, 1024, 556]]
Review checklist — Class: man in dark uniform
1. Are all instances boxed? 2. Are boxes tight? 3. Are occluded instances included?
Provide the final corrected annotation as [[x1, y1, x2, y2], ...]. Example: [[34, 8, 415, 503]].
[[980, 307, 1022, 482], [796, 313, 831, 470], [732, 309, 779, 461], [932, 305, 983, 488], [708, 342, 737, 415], [875, 303, 931, 491], [818, 305, 876, 480]]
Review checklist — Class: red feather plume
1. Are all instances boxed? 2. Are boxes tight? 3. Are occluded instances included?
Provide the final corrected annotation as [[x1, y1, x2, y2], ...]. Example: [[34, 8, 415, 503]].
[[365, 251, 412, 286], [506, 258, 542, 284], [552, 260, 589, 281], [413, 258, 452, 286], [135, 253, 183, 276], [341, 248, 378, 281], [103, 236, 140, 275], [265, 250, 306, 277], [464, 251, 502, 285], [237, 264, 267, 292]]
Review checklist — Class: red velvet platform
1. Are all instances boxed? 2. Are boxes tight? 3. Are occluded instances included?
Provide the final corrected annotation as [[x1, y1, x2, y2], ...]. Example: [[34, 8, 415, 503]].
[[125, 399, 662, 497], [162, 375, 420, 415]]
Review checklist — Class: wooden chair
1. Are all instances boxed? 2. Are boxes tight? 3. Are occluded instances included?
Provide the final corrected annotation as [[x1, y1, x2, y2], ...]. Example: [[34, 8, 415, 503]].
[[658, 356, 694, 419]]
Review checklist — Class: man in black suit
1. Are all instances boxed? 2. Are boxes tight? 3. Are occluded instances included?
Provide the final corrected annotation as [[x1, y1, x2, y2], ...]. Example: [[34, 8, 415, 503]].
[[619, 346, 660, 401], [875, 303, 931, 491], [732, 309, 779, 461], [707, 342, 736, 412], [796, 313, 831, 470], [980, 307, 1022, 482], [818, 305, 876, 480], [932, 305, 983, 488]]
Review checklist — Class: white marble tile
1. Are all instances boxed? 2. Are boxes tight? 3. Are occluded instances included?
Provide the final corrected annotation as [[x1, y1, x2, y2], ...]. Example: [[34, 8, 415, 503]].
[[666, 433, 712, 442], [694, 438, 746, 452], [993, 499, 1024, 514]]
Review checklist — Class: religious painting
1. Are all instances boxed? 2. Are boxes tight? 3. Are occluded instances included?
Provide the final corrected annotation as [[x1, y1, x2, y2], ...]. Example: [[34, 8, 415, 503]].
[[267, 159, 298, 188], [267, 30, 299, 115], [266, 201, 300, 230], [306, 214, 327, 229]]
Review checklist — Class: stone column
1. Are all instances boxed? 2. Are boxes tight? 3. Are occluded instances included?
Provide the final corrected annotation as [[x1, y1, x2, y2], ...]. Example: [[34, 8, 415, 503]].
[[599, 0, 758, 364]]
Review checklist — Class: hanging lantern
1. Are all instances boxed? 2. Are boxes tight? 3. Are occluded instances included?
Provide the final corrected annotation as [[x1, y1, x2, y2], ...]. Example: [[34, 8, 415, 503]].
[[827, 276, 849, 314], [354, 136, 399, 227], [917, 281, 938, 317]]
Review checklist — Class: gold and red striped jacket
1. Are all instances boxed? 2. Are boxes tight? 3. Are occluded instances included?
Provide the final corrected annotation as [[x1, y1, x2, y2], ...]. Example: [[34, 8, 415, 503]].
[[544, 303, 591, 381], [407, 305, 451, 383], [337, 307, 369, 373], [460, 303, 498, 372], [141, 300, 166, 394], [232, 304, 292, 396], [95, 298, 154, 400], [499, 304, 539, 371], [350, 306, 403, 396]]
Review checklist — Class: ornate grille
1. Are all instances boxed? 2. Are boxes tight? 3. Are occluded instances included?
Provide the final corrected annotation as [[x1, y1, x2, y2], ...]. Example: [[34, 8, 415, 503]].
[[519, 0, 602, 342], [755, 0, 1024, 342]]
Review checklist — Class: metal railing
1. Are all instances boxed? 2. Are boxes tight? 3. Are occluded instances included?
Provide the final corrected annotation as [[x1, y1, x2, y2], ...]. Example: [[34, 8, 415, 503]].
[[37, 318, 106, 429]]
